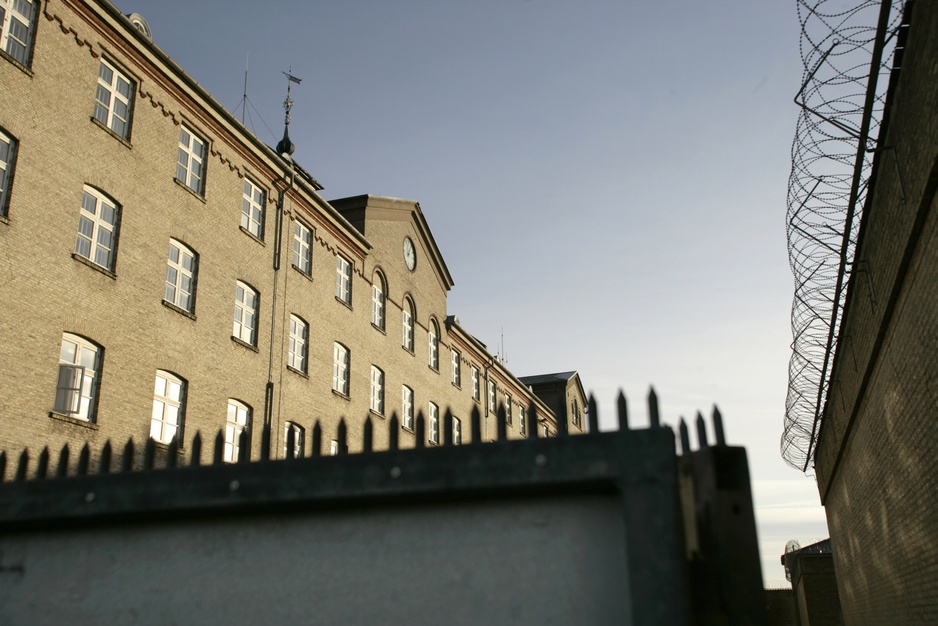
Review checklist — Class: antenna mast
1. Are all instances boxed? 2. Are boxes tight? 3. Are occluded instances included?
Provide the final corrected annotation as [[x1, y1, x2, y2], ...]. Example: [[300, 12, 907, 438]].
[[240, 51, 249, 124]]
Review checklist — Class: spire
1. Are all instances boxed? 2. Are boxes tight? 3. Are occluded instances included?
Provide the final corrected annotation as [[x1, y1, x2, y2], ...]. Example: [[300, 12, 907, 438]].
[[276, 69, 301, 157]]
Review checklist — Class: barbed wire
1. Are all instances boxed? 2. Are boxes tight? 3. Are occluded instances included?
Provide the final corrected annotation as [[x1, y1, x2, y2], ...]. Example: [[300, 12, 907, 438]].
[[782, 0, 905, 473]]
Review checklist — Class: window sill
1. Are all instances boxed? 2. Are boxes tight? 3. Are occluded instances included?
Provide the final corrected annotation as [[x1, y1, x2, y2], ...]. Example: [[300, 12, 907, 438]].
[[287, 365, 308, 379], [369, 410, 385, 420], [401, 425, 415, 434], [173, 177, 206, 203], [72, 253, 116, 279], [335, 296, 353, 311], [452, 382, 462, 390], [371, 323, 386, 335], [162, 300, 196, 320], [429, 365, 440, 374], [152, 439, 186, 452], [239, 225, 265, 245], [49, 411, 99, 430], [0, 49, 32, 76], [231, 336, 259, 352], [402, 346, 415, 355], [332, 389, 351, 401], [90, 117, 132, 148], [292, 264, 313, 281], [0, 214, 9, 225]]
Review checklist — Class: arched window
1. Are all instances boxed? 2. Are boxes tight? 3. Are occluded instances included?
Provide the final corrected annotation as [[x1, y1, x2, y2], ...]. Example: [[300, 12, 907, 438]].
[[75, 185, 120, 271], [233, 280, 259, 346], [164, 239, 197, 313], [54, 333, 102, 422], [288, 314, 308, 374], [402, 296, 415, 351], [284, 422, 305, 458], [333, 342, 350, 396], [428, 318, 439, 370], [0, 127, 18, 218], [370, 365, 385, 415], [371, 271, 386, 330], [225, 399, 251, 463], [151, 371, 185, 444]]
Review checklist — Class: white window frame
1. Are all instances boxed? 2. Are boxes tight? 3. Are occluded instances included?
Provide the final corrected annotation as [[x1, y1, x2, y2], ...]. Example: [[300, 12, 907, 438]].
[[151, 371, 185, 444], [54, 333, 100, 422], [519, 403, 527, 435], [451, 350, 461, 387], [370, 366, 385, 415], [402, 385, 414, 431], [93, 58, 134, 139], [335, 254, 351, 305], [224, 399, 251, 463], [288, 314, 308, 374], [164, 239, 196, 312], [284, 422, 305, 458], [241, 178, 265, 239], [428, 319, 439, 370], [333, 342, 350, 396], [0, 128, 16, 217], [453, 416, 462, 445], [402, 297, 414, 351], [488, 380, 496, 415], [505, 393, 512, 426], [428, 402, 439, 445], [75, 186, 119, 271], [292, 220, 312, 275], [0, 0, 36, 67], [233, 281, 258, 346], [177, 124, 206, 195], [471, 367, 480, 401], [371, 272, 386, 330], [330, 440, 339, 456]]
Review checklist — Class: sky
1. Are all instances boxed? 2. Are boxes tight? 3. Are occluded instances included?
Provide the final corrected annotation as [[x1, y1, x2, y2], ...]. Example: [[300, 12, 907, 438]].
[[114, 0, 830, 587]]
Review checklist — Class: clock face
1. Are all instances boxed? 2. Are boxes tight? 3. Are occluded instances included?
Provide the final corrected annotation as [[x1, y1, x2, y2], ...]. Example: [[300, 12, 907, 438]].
[[403, 237, 416, 271]]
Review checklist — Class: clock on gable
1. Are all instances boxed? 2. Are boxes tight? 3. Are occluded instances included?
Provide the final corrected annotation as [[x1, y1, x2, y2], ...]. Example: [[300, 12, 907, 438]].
[[403, 237, 416, 271]]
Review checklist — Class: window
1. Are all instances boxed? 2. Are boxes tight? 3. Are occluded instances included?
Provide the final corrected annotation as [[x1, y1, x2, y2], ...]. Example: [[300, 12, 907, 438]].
[[335, 254, 351, 305], [53, 333, 100, 421], [233, 281, 258, 346], [93, 59, 134, 139], [402, 297, 414, 351], [329, 440, 339, 456], [371, 272, 386, 330], [453, 416, 462, 445], [471, 366, 480, 401], [572, 399, 582, 429], [488, 380, 496, 415], [428, 402, 439, 445], [288, 314, 308, 373], [241, 178, 265, 239], [75, 186, 120, 271], [428, 319, 439, 370], [0, 128, 16, 218], [177, 125, 206, 195], [0, 0, 36, 67], [164, 239, 196, 312], [333, 342, 349, 396], [151, 371, 185, 444], [370, 366, 384, 415], [224, 400, 251, 463], [451, 350, 461, 387], [402, 385, 414, 430], [292, 220, 312, 274], [505, 393, 512, 426], [284, 422, 304, 458], [519, 404, 527, 436]]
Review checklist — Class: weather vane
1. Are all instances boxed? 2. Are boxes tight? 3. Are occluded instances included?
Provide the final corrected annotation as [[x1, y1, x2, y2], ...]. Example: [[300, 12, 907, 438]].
[[282, 68, 302, 126]]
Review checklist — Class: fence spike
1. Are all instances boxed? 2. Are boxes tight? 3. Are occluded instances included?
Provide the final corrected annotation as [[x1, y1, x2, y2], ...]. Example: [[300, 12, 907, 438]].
[[616, 389, 629, 431], [167, 436, 179, 468], [237, 428, 250, 463], [77, 443, 90, 476], [588, 393, 600, 434], [526, 401, 538, 439], [99, 440, 112, 474], [415, 411, 426, 448], [122, 438, 135, 472], [648, 386, 660, 428], [37, 447, 50, 479], [311, 421, 322, 457], [0, 451, 6, 483], [496, 402, 507, 441], [213, 430, 225, 465], [57, 443, 71, 478], [190, 432, 202, 466], [695, 411, 709, 448], [286, 425, 296, 460], [443, 407, 454, 446], [143, 438, 157, 470], [261, 423, 271, 462], [388, 412, 399, 450], [679, 418, 691, 455], [712, 405, 726, 446], [363, 415, 373, 453], [15, 449, 29, 481], [337, 418, 348, 455], [471, 405, 482, 444]]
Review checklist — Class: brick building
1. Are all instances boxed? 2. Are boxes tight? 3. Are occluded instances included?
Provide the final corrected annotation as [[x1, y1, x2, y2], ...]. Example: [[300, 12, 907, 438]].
[[0, 0, 585, 465], [811, 0, 937, 621]]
